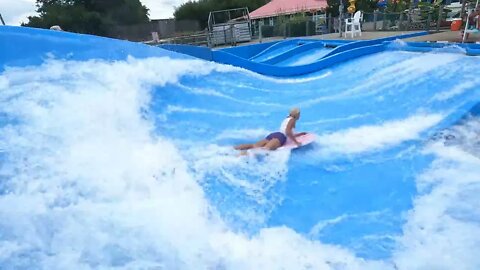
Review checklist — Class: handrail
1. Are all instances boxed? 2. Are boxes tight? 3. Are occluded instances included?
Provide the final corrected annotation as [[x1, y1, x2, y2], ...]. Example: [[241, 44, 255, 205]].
[[0, 14, 5, 25]]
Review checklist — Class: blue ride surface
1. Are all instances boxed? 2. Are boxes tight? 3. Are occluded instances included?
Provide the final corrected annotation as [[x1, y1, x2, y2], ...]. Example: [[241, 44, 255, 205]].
[[1, 26, 480, 269], [160, 32, 431, 76]]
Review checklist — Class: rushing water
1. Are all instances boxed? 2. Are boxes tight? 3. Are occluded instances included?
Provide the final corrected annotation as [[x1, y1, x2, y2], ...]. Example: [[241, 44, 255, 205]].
[[0, 29, 479, 269]]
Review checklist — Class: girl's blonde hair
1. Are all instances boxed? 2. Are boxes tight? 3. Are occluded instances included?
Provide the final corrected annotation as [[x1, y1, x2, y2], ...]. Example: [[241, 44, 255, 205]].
[[290, 108, 300, 118]]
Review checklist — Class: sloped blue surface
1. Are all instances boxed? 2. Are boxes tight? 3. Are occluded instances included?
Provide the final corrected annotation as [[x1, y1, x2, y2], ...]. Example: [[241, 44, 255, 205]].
[[0, 26, 479, 269], [160, 32, 428, 76]]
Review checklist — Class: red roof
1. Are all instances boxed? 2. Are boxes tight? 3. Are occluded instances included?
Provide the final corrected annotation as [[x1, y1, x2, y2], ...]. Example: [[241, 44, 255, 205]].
[[250, 0, 327, 19]]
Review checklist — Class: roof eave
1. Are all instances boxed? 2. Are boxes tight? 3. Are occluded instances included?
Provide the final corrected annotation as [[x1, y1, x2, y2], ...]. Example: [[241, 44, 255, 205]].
[[251, 8, 326, 20]]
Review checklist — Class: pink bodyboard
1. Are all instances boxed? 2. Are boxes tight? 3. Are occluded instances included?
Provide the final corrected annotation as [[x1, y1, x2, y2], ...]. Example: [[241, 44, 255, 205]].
[[279, 133, 316, 150]]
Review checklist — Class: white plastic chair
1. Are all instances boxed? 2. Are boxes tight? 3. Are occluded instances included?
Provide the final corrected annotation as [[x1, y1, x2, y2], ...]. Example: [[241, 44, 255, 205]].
[[345, 11, 363, 38]]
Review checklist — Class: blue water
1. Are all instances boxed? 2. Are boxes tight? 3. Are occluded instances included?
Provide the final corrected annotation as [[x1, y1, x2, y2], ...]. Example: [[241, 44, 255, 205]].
[[1, 27, 480, 269], [249, 40, 318, 63], [250, 43, 298, 62], [155, 49, 479, 257], [277, 47, 334, 66]]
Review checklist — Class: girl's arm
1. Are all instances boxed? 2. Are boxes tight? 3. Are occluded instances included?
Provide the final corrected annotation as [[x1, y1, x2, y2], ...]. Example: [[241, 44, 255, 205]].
[[286, 118, 301, 145]]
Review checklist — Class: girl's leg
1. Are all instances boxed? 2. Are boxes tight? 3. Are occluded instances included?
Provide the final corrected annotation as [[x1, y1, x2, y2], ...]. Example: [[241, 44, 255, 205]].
[[235, 139, 268, 150], [264, 138, 281, 150]]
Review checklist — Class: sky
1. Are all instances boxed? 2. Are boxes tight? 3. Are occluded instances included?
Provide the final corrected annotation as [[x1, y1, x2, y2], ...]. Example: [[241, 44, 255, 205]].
[[0, 0, 187, 26]]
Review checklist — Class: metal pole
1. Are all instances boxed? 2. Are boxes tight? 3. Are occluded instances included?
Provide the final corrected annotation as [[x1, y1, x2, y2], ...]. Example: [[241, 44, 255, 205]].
[[207, 29, 212, 47], [427, 11, 431, 32], [436, 5, 442, 32], [259, 23, 263, 43], [373, 11, 378, 31], [461, 0, 467, 19], [231, 24, 235, 46], [306, 19, 309, 36], [462, 11, 470, 42], [399, 12, 404, 31], [328, 15, 333, 33], [224, 25, 227, 45], [339, 1, 344, 37], [382, 12, 387, 30], [408, 0, 414, 30], [462, 0, 479, 42]]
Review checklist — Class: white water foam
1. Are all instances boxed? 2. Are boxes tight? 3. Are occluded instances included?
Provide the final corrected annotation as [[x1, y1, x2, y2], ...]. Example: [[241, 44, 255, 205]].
[[241, 69, 333, 84], [302, 113, 370, 126], [299, 52, 463, 108], [393, 118, 480, 269], [215, 128, 271, 140], [284, 48, 333, 66], [165, 105, 269, 117], [0, 57, 393, 269], [316, 114, 443, 156], [186, 144, 291, 228], [175, 83, 283, 107], [2, 53, 479, 269], [432, 79, 480, 101]]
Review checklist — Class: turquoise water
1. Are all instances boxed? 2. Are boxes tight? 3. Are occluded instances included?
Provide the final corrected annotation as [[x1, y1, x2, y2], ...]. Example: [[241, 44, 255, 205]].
[[0, 27, 480, 269]]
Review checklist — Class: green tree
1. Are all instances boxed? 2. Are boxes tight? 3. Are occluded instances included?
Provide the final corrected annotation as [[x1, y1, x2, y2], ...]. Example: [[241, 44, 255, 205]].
[[356, 0, 379, 13], [386, 0, 409, 12], [326, 0, 342, 17], [23, 0, 149, 36], [174, 0, 268, 29]]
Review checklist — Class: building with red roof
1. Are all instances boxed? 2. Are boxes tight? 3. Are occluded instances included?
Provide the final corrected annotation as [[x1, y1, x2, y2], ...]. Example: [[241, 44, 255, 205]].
[[250, 0, 328, 20]]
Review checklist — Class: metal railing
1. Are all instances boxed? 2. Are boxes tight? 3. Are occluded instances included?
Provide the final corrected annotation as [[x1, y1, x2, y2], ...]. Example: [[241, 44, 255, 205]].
[[157, 8, 450, 47], [362, 9, 448, 32], [152, 26, 251, 47], [209, 22, 252, 46], [206, 7, 252, 47], [157, 30, 209, 46]]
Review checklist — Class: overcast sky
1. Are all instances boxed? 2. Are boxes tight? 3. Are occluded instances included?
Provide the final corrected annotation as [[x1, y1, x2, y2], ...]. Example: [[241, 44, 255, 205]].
[[0, 0, 187, 26]]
